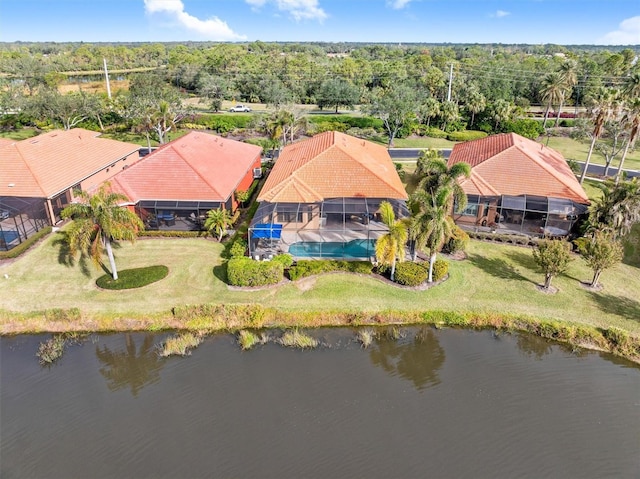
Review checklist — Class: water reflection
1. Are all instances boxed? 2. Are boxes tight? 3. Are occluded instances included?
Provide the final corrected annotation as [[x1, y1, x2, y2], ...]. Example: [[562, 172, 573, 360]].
[[95, 334, 165, 396], [515, 332, 553, 360], [369, 327, 445, 391]]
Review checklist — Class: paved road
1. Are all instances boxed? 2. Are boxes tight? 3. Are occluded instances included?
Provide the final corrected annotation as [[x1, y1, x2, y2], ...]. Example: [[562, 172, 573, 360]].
[[388, 148, 639, 178]]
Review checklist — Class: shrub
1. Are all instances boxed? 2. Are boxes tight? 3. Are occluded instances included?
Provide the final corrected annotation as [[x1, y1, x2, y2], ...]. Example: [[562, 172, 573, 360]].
[[603, 327, 631, 352], [96, 265, 169, 290], [501, 119, 545, 139], [422, 127, 448, 138], [288, 260, 373, 280], [237, 330, 270, 350], [193, 114, 253, 131], [0, 226, 52, 260], [158, 332, 203, 357], [432, 259, 449, 281], [36, 335, 66, 365], [279, 329, 318, 349], [271, 253, 294, 268], [446, 130, 488, 142], [443, 225, 470, 254], [227, 256, 284, 286], [228, 239, 247, 258], [394, 261, 428, 286]]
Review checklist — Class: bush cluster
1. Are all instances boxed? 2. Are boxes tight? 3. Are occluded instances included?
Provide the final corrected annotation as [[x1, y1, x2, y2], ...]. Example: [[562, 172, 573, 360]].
[[192, 114, 253, 132], [432, 259, 449, 282], [443, 225, 470, 254], [288, 260, 373, 280], [227, 256, 284, 286], [467, 231, 538, 247], [0, 226, 52, 260], [501, 119, 545, 139], [420, 127, 449, 138], [394, 261, 428, 286], [307, 115, 383, 130]]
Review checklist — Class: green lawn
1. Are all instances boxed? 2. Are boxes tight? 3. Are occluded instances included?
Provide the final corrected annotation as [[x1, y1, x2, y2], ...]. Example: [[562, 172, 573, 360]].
[[546, 136, 640, 172], [1, 233, 638, 334], [0, 128, 40, 141]]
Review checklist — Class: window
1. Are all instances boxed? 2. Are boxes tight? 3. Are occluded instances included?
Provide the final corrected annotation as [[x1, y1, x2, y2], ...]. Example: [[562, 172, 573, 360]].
[[277, 211, 303, 223], [459, 204, 479, 216]]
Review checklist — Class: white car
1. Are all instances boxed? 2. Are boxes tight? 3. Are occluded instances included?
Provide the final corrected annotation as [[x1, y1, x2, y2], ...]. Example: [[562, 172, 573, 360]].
[[229, 104, 252, 113]]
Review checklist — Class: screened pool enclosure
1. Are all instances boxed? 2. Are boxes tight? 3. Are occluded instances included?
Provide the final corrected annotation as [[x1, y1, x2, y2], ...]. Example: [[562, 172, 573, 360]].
[[453, 194, 588, 237], [249, 198, 409, 260]]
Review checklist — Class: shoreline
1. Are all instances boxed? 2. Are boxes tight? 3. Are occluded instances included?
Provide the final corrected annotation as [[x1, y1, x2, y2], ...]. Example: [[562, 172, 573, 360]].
[[2, 306, 638, 364]]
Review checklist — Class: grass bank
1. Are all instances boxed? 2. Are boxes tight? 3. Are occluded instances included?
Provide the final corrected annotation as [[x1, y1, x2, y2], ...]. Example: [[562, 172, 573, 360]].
[[1, 232, 638, 338]]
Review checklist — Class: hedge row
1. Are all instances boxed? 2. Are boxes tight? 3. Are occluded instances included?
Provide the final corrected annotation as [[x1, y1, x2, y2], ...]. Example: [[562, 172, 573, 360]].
[[192, 114, 253, 132], [288, 260, 373, 280], [467, 231, 539, 247], [307, 115, 384, 130], [227, 256, 284, 286], [444, 130, 488, 142], [0, 226, 52, 260]]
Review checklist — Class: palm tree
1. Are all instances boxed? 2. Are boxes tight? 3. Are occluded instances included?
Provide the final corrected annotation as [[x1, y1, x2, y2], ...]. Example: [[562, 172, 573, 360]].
[[414, 155, 471, 214], [204, 207, 231, 242], [375, 201, 408, 282], [579, 87, 619, 185], [589, 177, 640, 239], [616, 98, 640, 183], [464, 89, 486, 128], [61, 184, 144, 280], [490, 99, 515, 131], [410, 187, 456, 282], [539, 71, 566, 129], [554, 60, 578, 127]]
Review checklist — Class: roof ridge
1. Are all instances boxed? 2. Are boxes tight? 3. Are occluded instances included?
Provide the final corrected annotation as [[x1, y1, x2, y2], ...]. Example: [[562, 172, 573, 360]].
[[514, 139, 588, 202], [467, 170, 501, 196], [13, 142, 46, 197], [170, 137, 224, 200], [332, 140, 408, 199]]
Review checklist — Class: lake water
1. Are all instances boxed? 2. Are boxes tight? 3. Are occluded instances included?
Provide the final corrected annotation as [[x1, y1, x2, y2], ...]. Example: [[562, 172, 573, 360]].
[[1, 328, 639, 479]]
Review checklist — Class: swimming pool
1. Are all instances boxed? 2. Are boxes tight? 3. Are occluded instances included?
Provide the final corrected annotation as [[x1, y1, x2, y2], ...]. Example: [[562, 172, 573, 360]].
[[288, 239, 376, 259]]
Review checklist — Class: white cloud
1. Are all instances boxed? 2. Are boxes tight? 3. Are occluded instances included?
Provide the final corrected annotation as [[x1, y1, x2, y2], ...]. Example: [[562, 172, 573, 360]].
[[600, 16, 640, 45], [246, 0, 327, 21], [143, 0, 246, 40], [388, 0, 412, 9], [490, 10, 510, 18]]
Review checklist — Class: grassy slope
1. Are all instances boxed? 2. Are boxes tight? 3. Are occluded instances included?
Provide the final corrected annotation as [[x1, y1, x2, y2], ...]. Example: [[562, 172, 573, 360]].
[[546, 136, 640, 172], [1, 234, 638, 334]]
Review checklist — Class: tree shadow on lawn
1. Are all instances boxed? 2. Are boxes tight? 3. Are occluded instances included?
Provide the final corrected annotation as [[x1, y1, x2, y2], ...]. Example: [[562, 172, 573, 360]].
[[587, 291, 640, 323], [466, 253, 534, 284], [53, 231, 91, 277], [212, 263, 228, 284]]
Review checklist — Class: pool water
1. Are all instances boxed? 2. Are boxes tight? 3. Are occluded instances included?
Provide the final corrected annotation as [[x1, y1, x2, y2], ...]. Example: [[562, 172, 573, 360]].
[[0, 230, 19, 245], [288, 239, 376, 258]]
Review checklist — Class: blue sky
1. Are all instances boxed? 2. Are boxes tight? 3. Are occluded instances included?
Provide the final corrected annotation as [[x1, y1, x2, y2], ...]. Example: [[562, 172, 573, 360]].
[[0, 0, 638, 45]]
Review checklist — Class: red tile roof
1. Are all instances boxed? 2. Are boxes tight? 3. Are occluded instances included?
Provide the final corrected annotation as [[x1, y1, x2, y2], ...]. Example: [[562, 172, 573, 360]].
[[109, 131, 262, 202], [448, 133, 589, 204], [258, 131, 408, 203], [0, 129, 140, 198]]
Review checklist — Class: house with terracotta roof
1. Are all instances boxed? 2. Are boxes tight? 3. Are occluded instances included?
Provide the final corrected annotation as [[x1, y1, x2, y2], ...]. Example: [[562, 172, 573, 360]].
[[0, 129, 141, 250], [249, 131, 409, 259], [447, 132, 590, 237], [109, 131, 262, 230]]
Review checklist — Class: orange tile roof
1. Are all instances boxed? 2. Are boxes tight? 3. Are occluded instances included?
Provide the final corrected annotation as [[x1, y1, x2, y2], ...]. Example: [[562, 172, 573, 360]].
[[258, 131, 408, 203], [109, 131, 262, 202], [0, 138, 15, 148], [0, 129, 140, 198], [448, 133, 589, 204]]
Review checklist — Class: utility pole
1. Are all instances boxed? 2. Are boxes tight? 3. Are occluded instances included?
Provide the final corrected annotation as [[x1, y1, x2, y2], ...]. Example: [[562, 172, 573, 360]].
[[446, 63, 453, 102], [103, 58, 111, 99]]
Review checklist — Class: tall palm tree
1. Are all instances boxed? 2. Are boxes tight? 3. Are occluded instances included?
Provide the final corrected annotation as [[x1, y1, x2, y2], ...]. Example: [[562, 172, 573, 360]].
[[554, 60, 578, 127], [490, 99, 515, 131], [414, 155, 471, 214], [579, 87, 619, 185], [539, 71, 566, 129], [204, 207, 231, 242], [615, 97, 640, 183], [375, 201, 408, 282], [589, 177, 640, 239], [61, 184, 144, 280], [464, 89, 486, 128], [410, 187, 456, 282]]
